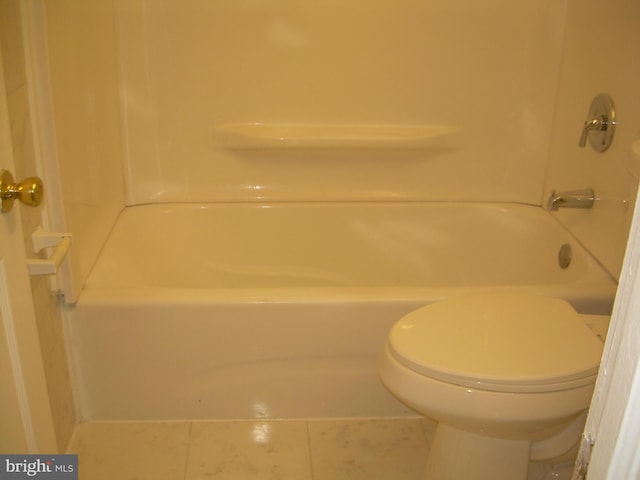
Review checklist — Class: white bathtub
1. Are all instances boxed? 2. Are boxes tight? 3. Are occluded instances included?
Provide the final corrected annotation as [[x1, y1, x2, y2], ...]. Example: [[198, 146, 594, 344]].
[[68, 202, 617, 421]]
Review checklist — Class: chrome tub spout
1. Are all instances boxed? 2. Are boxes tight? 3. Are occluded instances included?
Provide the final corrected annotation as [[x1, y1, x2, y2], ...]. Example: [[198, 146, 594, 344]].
[[547, 188, 595, 211]]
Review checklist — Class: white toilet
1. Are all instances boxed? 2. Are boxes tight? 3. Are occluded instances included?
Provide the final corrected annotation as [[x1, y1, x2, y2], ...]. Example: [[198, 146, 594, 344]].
[[378, 292, 606, 480]]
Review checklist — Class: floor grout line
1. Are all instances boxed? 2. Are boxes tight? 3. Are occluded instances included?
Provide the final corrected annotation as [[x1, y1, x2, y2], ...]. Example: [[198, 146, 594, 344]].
[[305, 420, 314, 480], [182, 422, 194, 480]]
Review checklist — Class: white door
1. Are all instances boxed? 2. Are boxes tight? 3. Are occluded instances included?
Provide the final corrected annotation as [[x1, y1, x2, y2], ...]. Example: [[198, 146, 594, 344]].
[[0, 45, 56, 453]]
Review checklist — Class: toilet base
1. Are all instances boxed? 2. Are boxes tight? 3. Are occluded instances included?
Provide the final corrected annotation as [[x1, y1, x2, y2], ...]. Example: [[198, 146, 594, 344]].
[[424, 423, 530, 480]]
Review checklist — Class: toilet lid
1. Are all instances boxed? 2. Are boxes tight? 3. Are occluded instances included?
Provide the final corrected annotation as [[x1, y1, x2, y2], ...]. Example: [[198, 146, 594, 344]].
[[388, 293, 604, 393]]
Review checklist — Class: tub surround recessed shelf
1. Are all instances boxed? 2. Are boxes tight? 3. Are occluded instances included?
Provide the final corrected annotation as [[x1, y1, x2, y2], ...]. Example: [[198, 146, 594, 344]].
[[212, 123, 459, 150]]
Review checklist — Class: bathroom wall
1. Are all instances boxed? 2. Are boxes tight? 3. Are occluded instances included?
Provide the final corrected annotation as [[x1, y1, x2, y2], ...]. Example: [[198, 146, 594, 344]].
[[42, 0, 126, 294], [544, 0, 640, 279], [0, 0, 75, 451], [115, 0, 567, 205]]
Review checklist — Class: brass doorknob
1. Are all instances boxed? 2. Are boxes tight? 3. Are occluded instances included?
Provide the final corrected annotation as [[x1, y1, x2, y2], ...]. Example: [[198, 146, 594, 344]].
[[0, 170, 44, 212]]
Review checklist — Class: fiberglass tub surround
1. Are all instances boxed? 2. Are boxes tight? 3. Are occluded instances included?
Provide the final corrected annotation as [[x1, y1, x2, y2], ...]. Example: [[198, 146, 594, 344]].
[[45, 0, 638, 306], [68, 202, 616, 421]]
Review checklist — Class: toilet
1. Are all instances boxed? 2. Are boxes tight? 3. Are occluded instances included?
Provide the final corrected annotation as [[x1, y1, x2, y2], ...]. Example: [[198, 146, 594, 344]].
[[378, 292, 606, 480]]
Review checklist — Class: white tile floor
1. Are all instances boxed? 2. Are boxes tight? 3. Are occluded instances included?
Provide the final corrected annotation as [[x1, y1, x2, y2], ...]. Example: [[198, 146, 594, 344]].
[[68, 417, 436, 480]]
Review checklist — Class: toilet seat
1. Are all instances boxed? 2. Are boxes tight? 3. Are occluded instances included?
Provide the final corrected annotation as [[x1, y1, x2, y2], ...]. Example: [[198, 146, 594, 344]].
[[388, 293, 604, 393]]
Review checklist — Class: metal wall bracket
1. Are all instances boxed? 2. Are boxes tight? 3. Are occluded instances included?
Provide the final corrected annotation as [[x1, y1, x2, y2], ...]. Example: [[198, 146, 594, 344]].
[[27, 227, 72, 276]]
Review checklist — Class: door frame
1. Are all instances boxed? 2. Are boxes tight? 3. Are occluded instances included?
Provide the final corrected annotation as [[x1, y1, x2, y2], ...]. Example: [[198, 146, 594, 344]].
[[582, 188, 640, 478], [0, 10, 57, 452]]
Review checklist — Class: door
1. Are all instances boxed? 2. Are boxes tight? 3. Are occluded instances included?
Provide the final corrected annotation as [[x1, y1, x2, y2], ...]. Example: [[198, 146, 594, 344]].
[[0, 43, 56, 453]]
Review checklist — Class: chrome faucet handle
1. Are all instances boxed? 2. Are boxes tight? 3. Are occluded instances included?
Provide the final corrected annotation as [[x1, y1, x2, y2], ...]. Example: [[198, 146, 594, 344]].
[[579, 117, 605, 148], [578, 94, 616, 152]]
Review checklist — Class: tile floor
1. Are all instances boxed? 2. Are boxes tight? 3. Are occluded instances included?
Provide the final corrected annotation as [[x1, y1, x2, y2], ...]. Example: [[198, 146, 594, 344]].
[[68, 417, 436, 480]]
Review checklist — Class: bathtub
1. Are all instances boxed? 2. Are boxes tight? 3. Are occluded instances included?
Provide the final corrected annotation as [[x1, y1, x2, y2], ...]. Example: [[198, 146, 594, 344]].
[[67, 202, 617, 421]]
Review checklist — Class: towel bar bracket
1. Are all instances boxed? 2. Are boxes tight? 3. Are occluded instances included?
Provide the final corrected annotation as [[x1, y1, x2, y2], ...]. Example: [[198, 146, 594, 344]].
[[27, 227, 72, 276]]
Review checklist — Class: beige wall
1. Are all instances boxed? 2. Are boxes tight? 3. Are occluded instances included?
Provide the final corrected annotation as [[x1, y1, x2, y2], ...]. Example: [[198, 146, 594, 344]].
[[0, 0, 75, 451], [116, 0, 566, 205], [544, 0, 640, 279]]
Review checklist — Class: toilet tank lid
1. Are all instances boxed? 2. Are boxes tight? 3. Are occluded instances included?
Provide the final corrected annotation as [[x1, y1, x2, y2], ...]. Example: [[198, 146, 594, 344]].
[[388, 293, 604, 390]]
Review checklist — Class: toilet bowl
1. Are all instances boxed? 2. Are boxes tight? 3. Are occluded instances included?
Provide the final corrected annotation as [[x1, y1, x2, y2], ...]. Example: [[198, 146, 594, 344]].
[[378, 292, 605, 480]]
